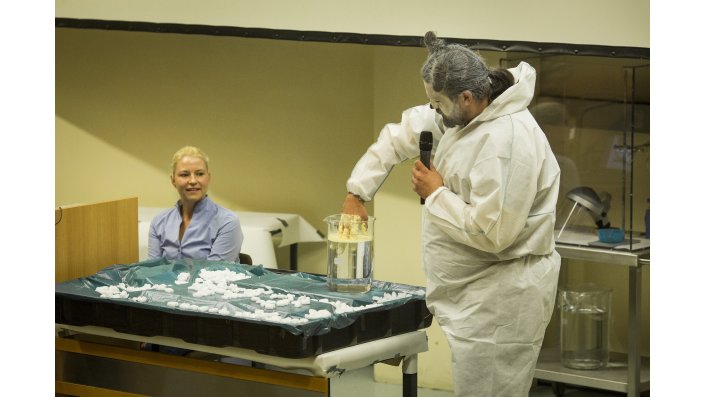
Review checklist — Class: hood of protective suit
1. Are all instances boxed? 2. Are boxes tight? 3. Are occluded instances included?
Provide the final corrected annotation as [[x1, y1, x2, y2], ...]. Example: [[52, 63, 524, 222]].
[[472, 61, 536, 124]]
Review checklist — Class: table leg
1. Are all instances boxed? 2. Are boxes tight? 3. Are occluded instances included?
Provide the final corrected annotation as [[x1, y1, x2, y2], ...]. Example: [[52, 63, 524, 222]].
[[290, 244, 298, 271], [402, 354, 418, 397]]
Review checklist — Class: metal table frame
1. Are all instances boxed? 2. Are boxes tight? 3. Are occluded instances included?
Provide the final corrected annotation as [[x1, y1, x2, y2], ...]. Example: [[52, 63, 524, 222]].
[[56, 324, 427, 397], [533, 243, 650, 396]]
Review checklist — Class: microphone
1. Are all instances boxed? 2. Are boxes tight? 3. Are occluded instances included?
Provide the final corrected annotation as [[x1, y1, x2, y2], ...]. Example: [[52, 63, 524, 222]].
[[419, 131, 433, 205]]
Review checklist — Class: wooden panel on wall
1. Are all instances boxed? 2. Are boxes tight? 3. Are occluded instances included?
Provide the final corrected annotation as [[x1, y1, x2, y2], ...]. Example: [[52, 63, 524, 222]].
[[55, 197, 139, 282]]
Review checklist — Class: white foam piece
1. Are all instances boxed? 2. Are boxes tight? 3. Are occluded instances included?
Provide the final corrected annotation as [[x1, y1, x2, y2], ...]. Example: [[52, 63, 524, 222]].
[[198, 268, 251, 284], [174, 272, 190, 285], [305, 309, 332, 319]]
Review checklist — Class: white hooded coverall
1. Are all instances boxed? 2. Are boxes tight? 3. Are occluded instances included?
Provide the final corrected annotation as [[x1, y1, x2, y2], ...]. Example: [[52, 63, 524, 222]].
[[346, 62, 561, 396]]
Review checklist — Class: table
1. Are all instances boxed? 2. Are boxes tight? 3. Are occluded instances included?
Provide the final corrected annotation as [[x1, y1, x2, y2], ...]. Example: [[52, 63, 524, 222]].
[[55, 259, 432, 396], [56, 325, 428, 397]]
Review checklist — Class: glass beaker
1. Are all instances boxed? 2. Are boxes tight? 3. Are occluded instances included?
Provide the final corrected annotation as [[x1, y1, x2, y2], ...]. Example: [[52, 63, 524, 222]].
[[324, 214, 375, 293], [560, 283, 612, 370]]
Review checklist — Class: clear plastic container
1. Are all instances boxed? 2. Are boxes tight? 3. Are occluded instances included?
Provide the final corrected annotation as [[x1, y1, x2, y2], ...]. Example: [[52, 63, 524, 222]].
[[560, 283, 612, 370], [324, 214, 375, 293]]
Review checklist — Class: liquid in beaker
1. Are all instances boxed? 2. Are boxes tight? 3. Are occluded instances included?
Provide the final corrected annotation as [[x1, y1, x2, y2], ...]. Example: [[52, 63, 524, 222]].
[[324, 214, 375, 293]]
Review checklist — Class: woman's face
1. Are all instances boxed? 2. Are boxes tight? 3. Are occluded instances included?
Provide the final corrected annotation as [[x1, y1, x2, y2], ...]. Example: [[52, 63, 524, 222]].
[[171, 155, 210, 205]]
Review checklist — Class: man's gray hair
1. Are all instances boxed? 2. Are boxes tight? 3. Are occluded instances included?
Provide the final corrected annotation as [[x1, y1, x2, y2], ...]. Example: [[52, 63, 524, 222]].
[[421, 31, 514, 103]]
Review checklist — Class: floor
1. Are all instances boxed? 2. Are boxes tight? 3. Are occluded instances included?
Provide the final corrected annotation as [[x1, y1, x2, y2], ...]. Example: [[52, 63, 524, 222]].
[[330, 365, 635, 397]]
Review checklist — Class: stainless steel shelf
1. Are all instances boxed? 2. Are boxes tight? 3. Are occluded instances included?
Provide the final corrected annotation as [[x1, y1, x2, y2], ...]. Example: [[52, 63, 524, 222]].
[[534, 348, 650, 393], [545, 242, 650, 397], [556, 243, 650, 267]]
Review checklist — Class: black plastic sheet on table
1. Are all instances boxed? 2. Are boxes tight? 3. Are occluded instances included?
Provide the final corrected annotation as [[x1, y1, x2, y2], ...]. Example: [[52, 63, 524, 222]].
[[55, 258, 433, 358]]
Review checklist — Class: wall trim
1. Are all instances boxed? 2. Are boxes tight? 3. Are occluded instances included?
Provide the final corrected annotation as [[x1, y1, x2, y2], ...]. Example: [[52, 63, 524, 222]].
[[56, 18, 649, 60]]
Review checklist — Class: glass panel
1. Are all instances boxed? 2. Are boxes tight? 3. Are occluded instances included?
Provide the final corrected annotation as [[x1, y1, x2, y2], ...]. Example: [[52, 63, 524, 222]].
[[485, 53, 650, 251]]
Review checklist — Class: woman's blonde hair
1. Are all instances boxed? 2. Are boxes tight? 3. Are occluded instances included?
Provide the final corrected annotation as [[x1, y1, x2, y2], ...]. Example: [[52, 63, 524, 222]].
[[171, 146, 210, 175]]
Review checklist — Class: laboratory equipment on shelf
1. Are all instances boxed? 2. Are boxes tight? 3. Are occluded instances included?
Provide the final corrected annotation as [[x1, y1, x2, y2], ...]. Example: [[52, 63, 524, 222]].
[[553, 186, 648, 251], [597, 228, 625, 244], [556, 186, 613, 241], [560, 283, 612, 370], [325, 214, 375, 293]]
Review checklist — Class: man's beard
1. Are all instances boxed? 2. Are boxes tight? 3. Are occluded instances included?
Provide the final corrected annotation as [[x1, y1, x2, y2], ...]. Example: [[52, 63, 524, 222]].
[[439, 105, 469, 128]]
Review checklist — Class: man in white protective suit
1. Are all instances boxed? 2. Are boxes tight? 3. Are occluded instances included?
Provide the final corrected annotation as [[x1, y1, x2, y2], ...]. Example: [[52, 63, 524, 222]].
[[341, 31, 562, 396]]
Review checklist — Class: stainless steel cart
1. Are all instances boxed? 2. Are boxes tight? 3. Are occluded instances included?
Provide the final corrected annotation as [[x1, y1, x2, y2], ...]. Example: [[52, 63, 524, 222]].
[[534, 243, 650, 397]]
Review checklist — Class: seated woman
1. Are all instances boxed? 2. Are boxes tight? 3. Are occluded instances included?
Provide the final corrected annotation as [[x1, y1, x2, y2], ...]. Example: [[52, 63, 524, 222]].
[[145, 146, 244, 356], [148, 145, 243, 262]]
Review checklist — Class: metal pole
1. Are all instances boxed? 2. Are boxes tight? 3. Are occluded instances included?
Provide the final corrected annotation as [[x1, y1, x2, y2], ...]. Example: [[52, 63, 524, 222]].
[[627, 265, 642, 397]]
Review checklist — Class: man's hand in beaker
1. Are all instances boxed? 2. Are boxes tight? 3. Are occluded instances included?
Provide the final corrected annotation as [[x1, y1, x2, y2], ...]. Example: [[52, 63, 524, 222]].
[[412, 160, 443, 200], [342, 192, 368, 221]]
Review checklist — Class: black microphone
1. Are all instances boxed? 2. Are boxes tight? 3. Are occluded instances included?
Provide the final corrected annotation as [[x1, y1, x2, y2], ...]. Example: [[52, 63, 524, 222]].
[[419, 131, 433, 205]]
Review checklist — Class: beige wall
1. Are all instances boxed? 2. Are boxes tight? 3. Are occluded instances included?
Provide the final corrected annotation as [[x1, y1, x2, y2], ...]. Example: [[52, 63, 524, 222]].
[[56, 28, 376, 274], [56, 25, 649, 393], [56, 0, 649, 48]]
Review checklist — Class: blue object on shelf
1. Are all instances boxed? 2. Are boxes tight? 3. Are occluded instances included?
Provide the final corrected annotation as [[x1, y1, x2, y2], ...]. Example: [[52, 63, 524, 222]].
[[598, 228, 625, 244]]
